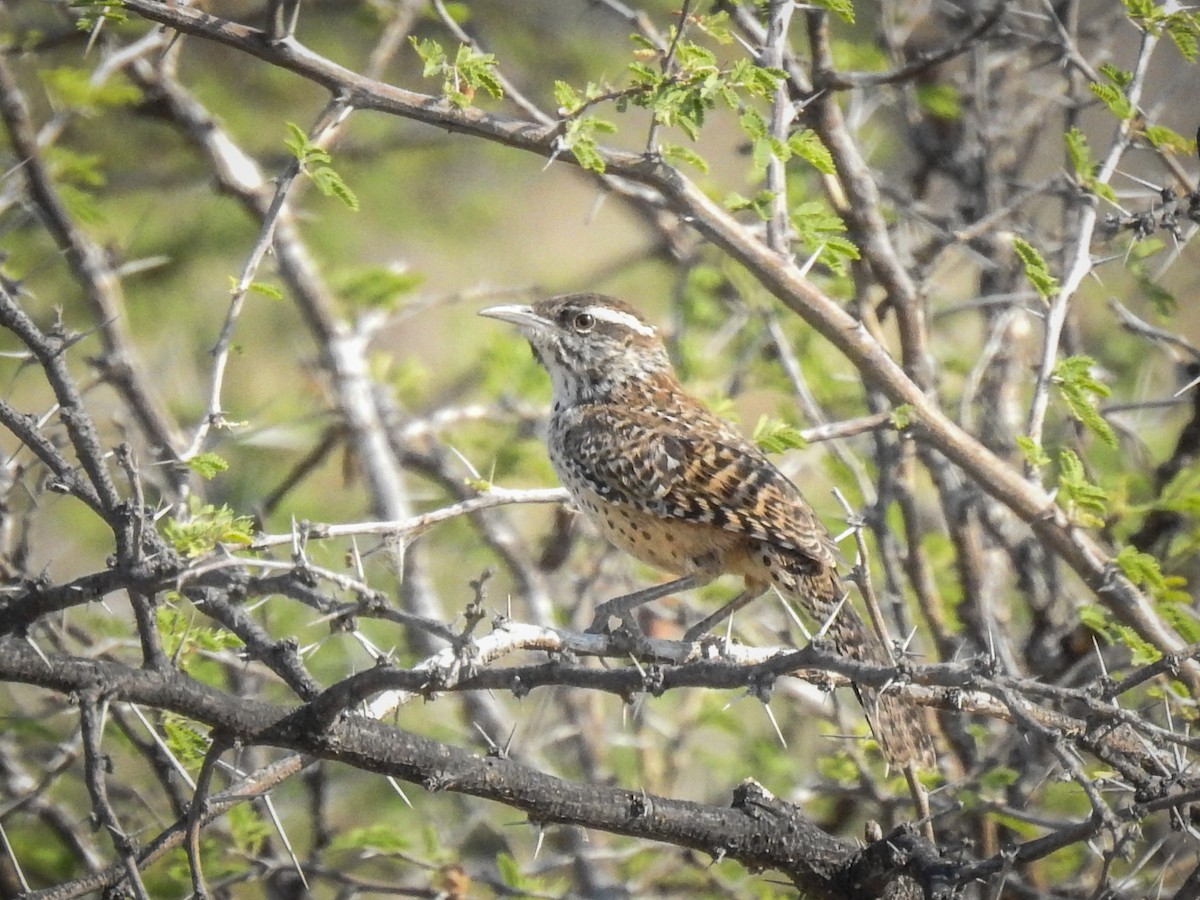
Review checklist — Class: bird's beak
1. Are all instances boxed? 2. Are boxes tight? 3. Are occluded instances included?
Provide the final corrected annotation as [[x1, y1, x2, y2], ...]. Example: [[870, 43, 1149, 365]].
[[478, 304, 548, 334]]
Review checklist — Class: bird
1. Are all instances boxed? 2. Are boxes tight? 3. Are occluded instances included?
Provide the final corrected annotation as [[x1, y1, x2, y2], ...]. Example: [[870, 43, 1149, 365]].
[[479, 292, 933, 767]]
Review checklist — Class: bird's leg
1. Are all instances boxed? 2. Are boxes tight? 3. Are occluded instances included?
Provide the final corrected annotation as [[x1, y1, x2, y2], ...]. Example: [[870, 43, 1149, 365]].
[[587, 572, 713, 634], [682, 584, 768, 642]]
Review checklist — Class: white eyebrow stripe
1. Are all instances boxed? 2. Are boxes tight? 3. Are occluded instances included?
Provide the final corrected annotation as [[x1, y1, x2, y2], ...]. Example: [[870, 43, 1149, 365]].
[[585, 306, 657, 337]]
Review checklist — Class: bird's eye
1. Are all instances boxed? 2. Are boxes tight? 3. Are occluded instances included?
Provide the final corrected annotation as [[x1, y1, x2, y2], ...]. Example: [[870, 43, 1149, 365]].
[[572, 312, 595, 333]]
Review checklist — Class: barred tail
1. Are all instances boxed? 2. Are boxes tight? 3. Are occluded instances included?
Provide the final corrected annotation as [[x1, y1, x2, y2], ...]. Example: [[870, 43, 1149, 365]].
[[855, 683, 936, 768], [792, 565, 935, 768]]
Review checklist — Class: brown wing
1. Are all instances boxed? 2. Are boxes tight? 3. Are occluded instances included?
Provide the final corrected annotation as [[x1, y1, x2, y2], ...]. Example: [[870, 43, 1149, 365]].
[[557, 405, 839, 569]]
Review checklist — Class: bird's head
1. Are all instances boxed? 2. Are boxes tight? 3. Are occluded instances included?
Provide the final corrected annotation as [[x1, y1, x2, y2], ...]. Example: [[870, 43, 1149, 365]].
[[479, 293, 672, 404]]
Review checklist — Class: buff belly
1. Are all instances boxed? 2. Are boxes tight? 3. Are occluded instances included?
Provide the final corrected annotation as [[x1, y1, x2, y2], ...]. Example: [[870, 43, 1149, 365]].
[[570, 488, 761, 580]]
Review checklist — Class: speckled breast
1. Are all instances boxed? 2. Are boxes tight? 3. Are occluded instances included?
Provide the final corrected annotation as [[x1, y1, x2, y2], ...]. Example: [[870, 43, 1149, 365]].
[[566, 483, 756, 579]]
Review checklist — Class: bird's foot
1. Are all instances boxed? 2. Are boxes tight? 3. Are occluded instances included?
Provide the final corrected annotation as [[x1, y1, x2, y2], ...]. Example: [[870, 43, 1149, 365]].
[[586, 603, 638, 636], [682, 611, 733, 643], [586, 605, 654, 656]]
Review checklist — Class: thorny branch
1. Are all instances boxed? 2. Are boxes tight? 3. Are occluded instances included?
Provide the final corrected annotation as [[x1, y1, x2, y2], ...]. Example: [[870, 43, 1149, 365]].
[[3, 2, 1200, 898], [7, 634, 1200, 898]]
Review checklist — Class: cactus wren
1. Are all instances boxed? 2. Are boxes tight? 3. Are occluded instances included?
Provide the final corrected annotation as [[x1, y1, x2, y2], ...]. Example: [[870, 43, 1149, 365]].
[[480, 293, 932, 766]]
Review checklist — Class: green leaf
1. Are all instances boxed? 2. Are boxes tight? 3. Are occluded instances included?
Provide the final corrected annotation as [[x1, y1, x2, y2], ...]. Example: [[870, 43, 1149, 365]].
[[1098, 62, 1133, 87], [55, 184, 103, 223], [621, 45, 786, 145], [915, 82, 960, 119], [285, 123, 356, 207], [674, 41, 717, 71], [750, 134, 779, 176], [453, 44, 504, 102], [1129, 237, 1166, 261], [692, 11, 734, 43], [227, 805, 270, 856], [607, 40, 794, 151], [1079, 603, 1111, 639], [1121, 0, 1156, 20], [1123, 8, 1200, 61], [1052, 355, 1116, 447], [791, 200, 859, 274], [284, 121, 313, 161], [980, 766, 1021, 790], [411, 38, 502, 108], [1115, 545, 1164, 589], [1126, 250, 1177, 315], [163, 502, 255, 557], [739, 108, 768, 141], [45, 147, 106, 188], [438, 1, 471, 21], [70, 0, 128, 29], [1142, 124, 1194, 154], [626, 60, 659, 87], [726, 59, 785, 98], [162, 714, 210, 769], [791, 201, 850, 232], [752, 416, 807, 454], [890, 404, 913, 430], [40, 66, 140, 113], [1015, 435, 1051, 469], [337, 267, 423, 309], [661, 143, 709, 173], [309, 166, 359, 210], [1080, 603, 1161, 664], [725, 190, 777, 220], [246, 281, 283, 300], [1161, 11, 1200, 61], [496, 852, 526, 888], [817, 749, 859, 784], [157, 605, 189, 655], [185, 453, 229, 480], [1056, 448, 1109, 527], [562, 115, 614, 173], [1065, 127, 1092, 179], [42, 147, 108, 222], [570, 138, 604, 172], [329, 824, 410, 853], [817, 235, 861, 269], [788, 129, 836, 174], [409, 36, 447, 78], [812, 0, 855, 24], [1012, 237, 1058, 300], [1063, 128, 1117, 202], [1116, 545, 1192, 606], [1159, 599, 1200, 642], [1089, 80, 1133, 121], [553, 80, 581, 113]]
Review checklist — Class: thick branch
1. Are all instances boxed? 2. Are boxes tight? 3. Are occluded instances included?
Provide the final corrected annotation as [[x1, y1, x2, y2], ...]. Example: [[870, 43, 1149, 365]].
[[0, 639, 928, 898]]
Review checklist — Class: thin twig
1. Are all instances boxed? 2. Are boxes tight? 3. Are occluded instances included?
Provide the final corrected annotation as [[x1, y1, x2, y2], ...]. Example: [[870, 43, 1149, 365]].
[[79, 694, 150, 900], [1026, 24, 1160, 450], [762, 0, 794, 255], [251, 486, 569, 549]]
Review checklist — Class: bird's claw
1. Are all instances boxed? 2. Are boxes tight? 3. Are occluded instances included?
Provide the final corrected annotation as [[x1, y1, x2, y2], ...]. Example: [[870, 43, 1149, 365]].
[[586, 607, 653, 655], [585, 611, 614, 635], [586, 600, 637, 635]]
